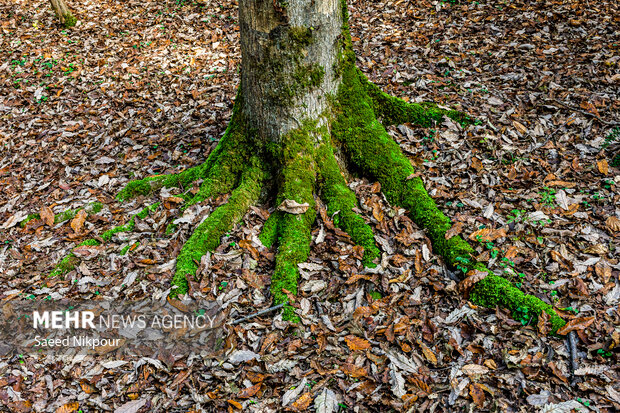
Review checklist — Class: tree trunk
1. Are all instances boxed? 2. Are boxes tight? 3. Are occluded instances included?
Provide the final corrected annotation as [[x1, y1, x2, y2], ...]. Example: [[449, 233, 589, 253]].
[[49, 0, 77, 28], [111, 0, 566, 331], [239, 0, 342, 141]]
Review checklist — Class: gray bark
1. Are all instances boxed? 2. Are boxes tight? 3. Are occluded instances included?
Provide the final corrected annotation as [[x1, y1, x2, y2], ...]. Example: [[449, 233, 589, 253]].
[[49, 0, 74, 26], [239, 0, 342, 142]]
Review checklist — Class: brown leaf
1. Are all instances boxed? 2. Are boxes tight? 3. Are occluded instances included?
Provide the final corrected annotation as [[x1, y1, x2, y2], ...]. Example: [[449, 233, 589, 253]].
[[597, 159, 609, 175], [557, 316, 595, 335], [345, 273, 373, 284], [445, 222, 464, 240], [512, 120, 527, 135], [41, 205, 55, 227], [459, 269, 488, 296], [537, 309, 550, 335], [462, 364, 489, 377], [548, 361, 568, 383], [227, 400, 242, 409], [71, 209, 88, 234], [470, 157, 483, 172], [340, 363, 367, 378], [606, 216, 620, 233], [290, 392, 313, 411], [345, 335, 371, 351], [237, 383, 261, 399], [79, 380, 96, 394], [417, 339, 437, 365], [277, 199, 309, 215], [56, 403, 79, 413], [469, 383, 486, 408], [469, 227, 507, 242], [72, 245, 101, 259]]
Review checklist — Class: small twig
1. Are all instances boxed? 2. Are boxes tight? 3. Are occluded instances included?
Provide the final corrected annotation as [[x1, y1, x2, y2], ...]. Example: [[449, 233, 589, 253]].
[[568, 331, 579, 385], [231, 302, 286, 325]]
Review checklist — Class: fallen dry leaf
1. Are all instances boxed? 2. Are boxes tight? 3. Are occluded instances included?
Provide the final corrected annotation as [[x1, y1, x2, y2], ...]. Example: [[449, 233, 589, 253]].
[[71, 209, 88, 233], [278, 199, 310, 214], [41, 205, 55, 227], [345, 335, 371, 351], [557, 316, 595, 335]]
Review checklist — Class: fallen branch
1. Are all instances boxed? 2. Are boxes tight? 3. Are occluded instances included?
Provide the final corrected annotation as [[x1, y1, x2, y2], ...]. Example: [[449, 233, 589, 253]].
[[231, 302, 287, 325]]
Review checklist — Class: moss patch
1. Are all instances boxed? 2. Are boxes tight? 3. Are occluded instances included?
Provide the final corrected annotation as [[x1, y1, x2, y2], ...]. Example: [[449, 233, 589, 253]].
[[470, 275, 565, 333], [360, 72, 473, 128], [20, 201, 104, 228], [63, 13, 77, 28], [259, 210, 282, 249]]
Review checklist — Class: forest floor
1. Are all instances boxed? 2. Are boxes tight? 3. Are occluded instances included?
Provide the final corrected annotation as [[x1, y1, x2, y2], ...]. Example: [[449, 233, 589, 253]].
[[0, 0, 619, 412]]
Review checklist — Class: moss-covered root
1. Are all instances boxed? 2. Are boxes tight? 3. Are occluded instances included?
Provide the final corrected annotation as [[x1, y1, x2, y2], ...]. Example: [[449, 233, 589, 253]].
[[170, 159, 264, 297], [358, 69, 472, 128], [469, 273, 566, 333], [259, 210, 282, 249], [332, 63, 565, 334], [116, 161, 212, 203], [48, 203, 159, 278], [316, 143, 380, 267], [268, 125, 318, 321]]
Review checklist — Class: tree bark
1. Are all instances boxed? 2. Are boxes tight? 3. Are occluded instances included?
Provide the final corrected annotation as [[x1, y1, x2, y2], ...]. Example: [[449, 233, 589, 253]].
[[49, 0, 77, 28], [239, 0, 342, 141]]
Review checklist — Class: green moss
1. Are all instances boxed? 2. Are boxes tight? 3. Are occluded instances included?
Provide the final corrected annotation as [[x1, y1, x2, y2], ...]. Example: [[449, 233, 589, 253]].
[[249, 25, 323, 107], [99, 203, 158, 242], [63, 13, 77, 28], [90, 202, 103, 214], [165, 223, 178, 235], [288, 26, 313, 46], [19, 213, 40, 228], [470, 275, 566, 333], [259, 211, 282, 248], [171, 160, 264, 297], [317, 143, 379, 266], [360, 73, 473, 128], [20, 202, 104, 228]]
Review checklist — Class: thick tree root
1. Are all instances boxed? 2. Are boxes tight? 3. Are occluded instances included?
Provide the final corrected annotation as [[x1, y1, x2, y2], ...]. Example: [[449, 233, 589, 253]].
[[171, 158, 265, 296], [332, 51, 565, 332], [267, 124, 318, 320]]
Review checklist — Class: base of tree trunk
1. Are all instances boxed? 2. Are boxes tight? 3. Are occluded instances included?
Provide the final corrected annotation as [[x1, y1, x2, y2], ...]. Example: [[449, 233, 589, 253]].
[[111, 69, 565, 333], [48, 0, 566, 334], [50, 0, 77, 28]]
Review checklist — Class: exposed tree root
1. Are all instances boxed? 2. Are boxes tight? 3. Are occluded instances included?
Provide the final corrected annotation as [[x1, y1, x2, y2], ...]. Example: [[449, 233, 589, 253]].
[[359, 69, 474, 128], [267, 124, 318, 320], [331, 49, 565, 333], [171, 158, 265, 297]]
